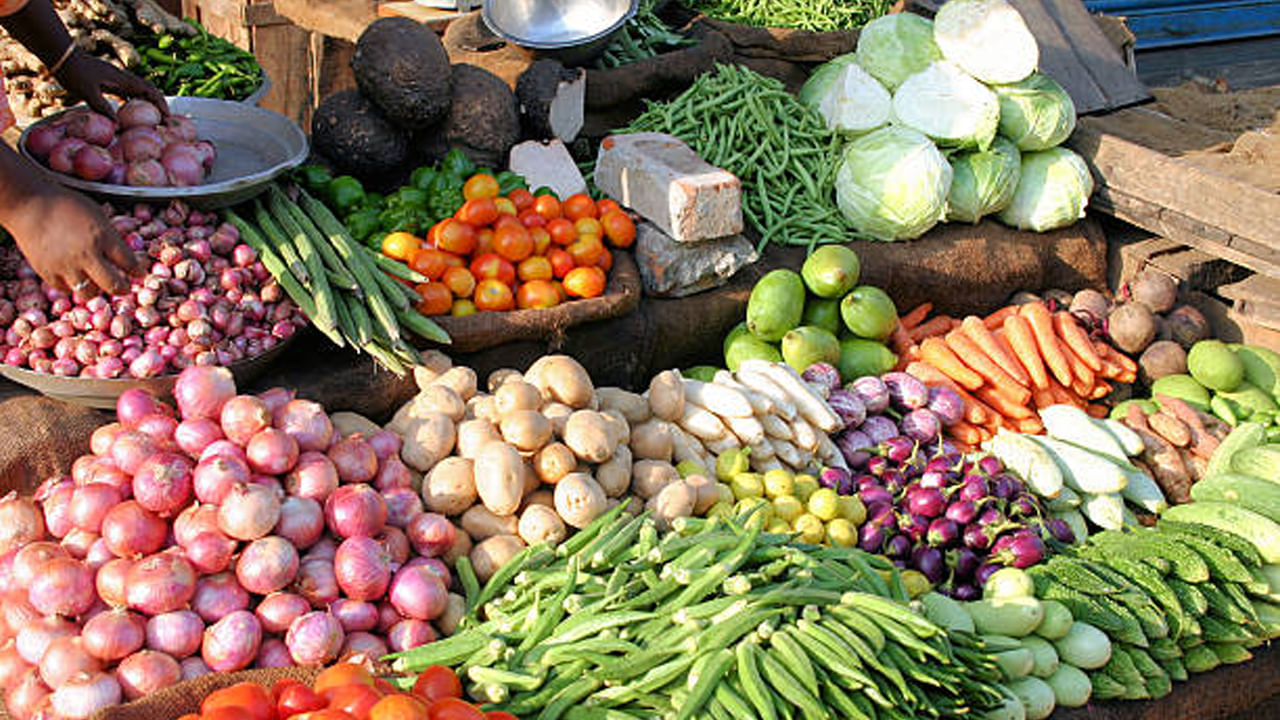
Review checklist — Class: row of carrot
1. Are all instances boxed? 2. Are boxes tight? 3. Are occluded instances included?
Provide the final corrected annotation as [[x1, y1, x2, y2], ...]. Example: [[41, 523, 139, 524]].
[[889, 301, 1138, 449]]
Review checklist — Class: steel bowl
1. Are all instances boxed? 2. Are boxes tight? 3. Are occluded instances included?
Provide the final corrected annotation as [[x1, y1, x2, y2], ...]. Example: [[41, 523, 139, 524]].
[[18, 96, 308, 210], [482, 0, 639, 65]]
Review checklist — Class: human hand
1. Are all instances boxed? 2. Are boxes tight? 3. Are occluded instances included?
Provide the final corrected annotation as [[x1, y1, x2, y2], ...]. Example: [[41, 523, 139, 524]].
[[56, 50, 168, 119]]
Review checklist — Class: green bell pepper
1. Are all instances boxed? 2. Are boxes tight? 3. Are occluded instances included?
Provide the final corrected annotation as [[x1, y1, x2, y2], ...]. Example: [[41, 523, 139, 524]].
[[364, 192, 386, 210], [441, 148, 475, 178], [496, 171, 527, 195], [533, 186, 558, 197], [344, 207, 383, 243], [387, 186, 429, 210], [367, 231, 388, 252], [410, 166, 439, 191], [326, 176, 366, 215], [296, 165, 332, 193]]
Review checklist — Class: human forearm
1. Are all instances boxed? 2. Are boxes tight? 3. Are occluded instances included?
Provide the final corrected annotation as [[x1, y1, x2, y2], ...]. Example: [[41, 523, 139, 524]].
[[0, 141, 52, 223]]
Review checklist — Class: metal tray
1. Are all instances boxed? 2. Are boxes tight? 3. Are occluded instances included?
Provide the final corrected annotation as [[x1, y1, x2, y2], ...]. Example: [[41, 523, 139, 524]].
[[0, 336, 294, 410], [17, 97, 308, 210]]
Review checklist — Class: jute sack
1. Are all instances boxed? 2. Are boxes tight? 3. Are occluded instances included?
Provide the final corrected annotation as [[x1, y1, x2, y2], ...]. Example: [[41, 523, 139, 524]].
[[94, 668, 320, 720]]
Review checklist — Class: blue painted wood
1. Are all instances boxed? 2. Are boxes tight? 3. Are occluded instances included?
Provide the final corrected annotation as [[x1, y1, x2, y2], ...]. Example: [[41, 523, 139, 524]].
[[1086, 0, 1280, 48]]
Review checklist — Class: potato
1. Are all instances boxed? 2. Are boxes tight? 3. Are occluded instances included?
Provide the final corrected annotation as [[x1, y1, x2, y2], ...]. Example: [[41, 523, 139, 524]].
[[518, 504, 567, 546], [416, 385, 466, 422], [487, 368, 523, 394], [542, 402, 574, 437], [526, 355, 595, 408], [522, 488, 555, 511], [423, 457, 476, 515], [648, 480, 696, 531], [683, 474, 720, 515], [461, 504, 520, 541], [436, 593, 467, 636], [432, 366, 478, 401], [457, 420, 501, 460], [631, 420, 674, 462], [442, 524, 472, 567], [473, 441, 525, 516], [648, 370, 685, 421], [331, 412, 381, 438], [400, 412, 457, 473], [563, 410, 615, 464], [534, 442, 576, 484], [500, 410, 553, 452], [386, 395, 435, 436], [632, 459, 679, 500], [471, 534, 525, 583], [601, 409, 630, 446], [597, 387, 650, 424], [596, 445, 632, 498], [413, 350, 454, 391], [495, 381, 542, 416], [468, 395, 501, 424], [553, 473, 608, 529], [521, 460, 540, 498]]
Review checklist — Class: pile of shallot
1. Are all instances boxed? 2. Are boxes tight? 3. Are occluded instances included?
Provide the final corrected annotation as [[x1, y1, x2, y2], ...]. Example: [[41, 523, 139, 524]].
[[0, 366, 458, 720], [0, 199, 305, 378], [25, 100, 215, 187]]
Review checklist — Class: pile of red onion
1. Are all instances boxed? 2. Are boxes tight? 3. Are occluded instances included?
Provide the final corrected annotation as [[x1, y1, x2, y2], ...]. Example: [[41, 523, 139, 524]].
[[0, 366, 456, 720], [25, 101, 214, 187], [0, 199, 305, 378]]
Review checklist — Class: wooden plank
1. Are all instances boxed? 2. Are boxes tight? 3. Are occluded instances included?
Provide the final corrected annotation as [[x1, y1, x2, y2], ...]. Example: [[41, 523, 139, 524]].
[[1036, 0, 1148, 108], [252, 20, 313, 126], [1218, 275, 1280, 329], [376, 1, 465, 32], [245, 2, 293, 27], [273, 0, 376, 43], [1009, 0, 1108, 112]]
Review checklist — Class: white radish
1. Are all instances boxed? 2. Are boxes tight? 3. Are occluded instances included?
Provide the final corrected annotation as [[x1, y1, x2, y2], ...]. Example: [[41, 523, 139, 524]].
[[733, 368, 797, 420], [723, 415, 765, 446], [791, 417, 820, 453], [818, 435, 848, 470], [771, 438, 807, 469], [682, 380, 754, 418], [806, 381, 831, 400], [748, 439, 775, 460], [743, 361, 841, 433], [678, 403, 729, 441], [670, 425, 709, 469], [705, 433, 741, 455], [713, 371, 775, 416], [751, 454, 785, 473], [760, 414, 794, 441]]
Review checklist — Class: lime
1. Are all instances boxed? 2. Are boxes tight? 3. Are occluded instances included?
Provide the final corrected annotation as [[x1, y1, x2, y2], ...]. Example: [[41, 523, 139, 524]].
[[763, 469, 796, 499], [808, 488, 840, 521], [826, 518, 858, 548], [772, 495, 805, 524], [794, 514, 826, 544]]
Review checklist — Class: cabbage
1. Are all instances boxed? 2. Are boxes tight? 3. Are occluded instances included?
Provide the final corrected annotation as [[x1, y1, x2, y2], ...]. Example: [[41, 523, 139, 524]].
[[994, 73, 1077, 151], [834, 126, 952, 241], [947, 136, 1021, 223], [892, 61, 1000, 149], [855, 13, 943, 91], [799, 54, 891, 135], [934, 0, 1039, 84], [997, 147, 1094, 232]]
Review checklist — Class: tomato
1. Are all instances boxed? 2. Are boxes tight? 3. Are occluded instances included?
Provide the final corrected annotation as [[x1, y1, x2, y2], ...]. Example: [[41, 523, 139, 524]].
[[414, 282, 453, 316], [517, 209, 546, 228], [509, 188, 535, 212], [451, 299, 477, 317], [600, 211, 636, 249], [381, 232, 419, 262], [596, 248, 613, 272], [178, 713, 200, 720], [563, 266, 606, 298], [273, 679, 304, 703], [567, 235, 605, 267], [293, 712, 357, 720], [440, 266, 476, 298], [562, 193, 598, 221], [410, 666, 462, 704], [474, 228, 495, 257], [314, 665, 376, 695], [435, 219, 477, 256], [368, 694, 428, 720], [425, 698, 483, 720], [493, 197, 517, 216], [203, 707, 255, 720], [278, 684, 327, 720], [325, 684, 383, 720], [473, 279, 515, 312], [484, 713, 518, 720], [545, 218, 577, 246], [532, 194, 561, 220], [517, 256, 553, 283], [529, 227, 552, 256], [547, 248, 575, 279], [408, 248, 451, 281], [426, 222, 442, 248], [492, 214, 522, 232], [516, 280, 560, 310], [596, 199, 622, 216], [573, 217, 602, 238], [457, 198, 499, 227], [463, 173, 500, 201], [469, 253, 516, 286], [203, 683, 274, 720], [493, 225, 533, 263]]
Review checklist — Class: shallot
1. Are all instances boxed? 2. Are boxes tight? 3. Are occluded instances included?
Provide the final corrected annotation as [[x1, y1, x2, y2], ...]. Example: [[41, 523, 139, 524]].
[[114, 649, 180, 700], [254, 592, 309, 635], [201, 610, 260, 672], [50, 671, 120, 719], [235, 536, 298, 595], [284, 611, 342, 667], [80, 610, 145, 662], [144, 611, 203, 659]]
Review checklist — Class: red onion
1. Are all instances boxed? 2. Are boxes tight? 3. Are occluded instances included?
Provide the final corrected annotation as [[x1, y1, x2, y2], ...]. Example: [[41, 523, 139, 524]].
[[135, 414, 179, 447], [25, 124, 65, 160], [38, 636, 101, 688], [101, 501, 166, 558], [109, 431, 156, 476], [95, 558, 133, 608], [293, 559, 339, 609], [324, 485, 386, 539], [375, 602, 399, 634], [115, 649, 179, 700], [379, 527, 411, 568], [388, 565, 447, 621], [330, 600, 378, 633], [327, 436, 377, 484], [50, 671, 120, 719], [284, 611, 342, 667], [69, 483, 122, 534], [217, 483, 280, 541], [179, 656, 209, 680], [13, 541, 68, 591], [0, 493, 45, 554], [72, 145, 113, 181], [49, 139, 88, 175], [144, 610, 202, 659], [220, 395, 271, 446], [333, 537, 390, 602], [172, 504, 219, 548], [131, 452, 194, 516], [0, 640, 29, 692], [174, 367, 235, 421], [338, 632, 387, 661], [84, 538, 114, 570], [193, 454, 250, 505], [199, 439, 246, 465], [7, 668, 50, 720], [274, 400, 333, 453], [190, 571, 249, 623], [174, 418, 223, 457], [60, 529, 99, 561], [381, 487, 423, 528], [29, 557, 94, 617], [235, 536, 298, 595], [80, 609, 145, 662], [284, 452, 339, 502], [248, 474, 284, 499], [254, 592, 309, 635], [386, 619, 435, 653], [302, 537, 338, 563], [65, 112, 116, 146], [246, 428, 298, 476], [125, 552, 196, 616], [373, 457, 413, 492], [40, 482, 76, 539], [201, 610, 260, 672], [274, 496, 323, 549], [406, 513, 456, 558], [253, 638, 293, 669], [408, 557, 451, 589], [86, 462, 131, 497], [366, 431, 401, 463], [91, 425, 124, 459], [15, 617, 76, 666], [184, 531, 236, 574], [257, 387, 294, 416]]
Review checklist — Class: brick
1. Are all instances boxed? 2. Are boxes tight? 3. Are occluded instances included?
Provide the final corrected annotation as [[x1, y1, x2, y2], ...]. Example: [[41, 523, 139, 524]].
[[635, 221, 757, 298]]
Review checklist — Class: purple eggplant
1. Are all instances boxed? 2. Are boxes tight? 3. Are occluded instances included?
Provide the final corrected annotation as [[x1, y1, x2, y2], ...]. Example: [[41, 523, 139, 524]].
[[882, 470, 908, 494], [859, 523, 888, 553], [912, 546, 947, 584], [926, 386, 965, 426], [927, 518, 959, 548], [974, 563, 1002, 587], [819, 467, 854, 496], [949, 547, 980, 579], [924, 456, 958, 475], [848, 376, 890, 414], [1008, 494, 1040, 519], [963, 523, 993, 551], [883, 372, 929, 411], [900, 408, 941, 443], [917, 470, 955, 490], [906, 487, 946, 519], [976, 455, 1004, 477], [884, 533, 912, 559], [900, 513, 929, 542], [827, 389, 867, 430], [958, 475, 990, 503], [991, 474, 1020, 500], [952, 584, 980, 601], [939, 440, 960, 458], [836, 429, 872, 468], [859, 486, 893, 509], [871, 509, 898, 533], [1043, 517, 1076, 545], [977, 506, 1007, 528], [945, 500, 979, 525], [802, 362, 842, 393], [993, 531, 1046, 569], [865, 455, 891, 477], [861, 416, 899, 445], [880, 435, 916, 463]]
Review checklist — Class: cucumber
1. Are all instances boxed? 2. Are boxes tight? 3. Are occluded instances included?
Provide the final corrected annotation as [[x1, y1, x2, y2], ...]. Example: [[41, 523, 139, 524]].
[[1231, 444, 1280, 482], [1205, 422, 1267, 478], [1190, 473, 1280, 524], [965, 596, 1045, 637], [1046, 486, 1081, 512], [1079, 492, 1125, 531], [1163, 502, 1280, 564], [1119, 467, 1169, 515], [1024, 435, 1130, 494], [1102, 419, 1146, 457], [1040, 405, 1133, 466], [983, 431, 1065, 500]]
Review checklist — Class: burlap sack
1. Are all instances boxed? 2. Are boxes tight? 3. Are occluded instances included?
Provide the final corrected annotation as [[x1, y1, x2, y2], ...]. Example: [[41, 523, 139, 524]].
[[94, 668, 320, 720], [0, 383, 107, 494]]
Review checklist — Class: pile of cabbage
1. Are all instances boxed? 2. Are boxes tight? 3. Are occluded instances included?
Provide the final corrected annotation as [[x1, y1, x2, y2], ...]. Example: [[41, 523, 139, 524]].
[[799, 0, 1093, 240]]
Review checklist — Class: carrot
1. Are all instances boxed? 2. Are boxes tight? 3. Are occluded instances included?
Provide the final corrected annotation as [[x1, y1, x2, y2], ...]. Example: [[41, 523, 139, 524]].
[[944, 331, 1032, 405], [1032, 388, 1056, 409], [905, 361, 991, 425], [899, 303, 933, 331], [1053, 312, 1103, 372], [1071, 376, 1094, 399], [909, 316, 954, 342], [1085, 404, 1109, 419], [1061, 343, 1096, 393], [1095, 340, 1138, 375], [977, 427, 995, 443], [949, 420, 983, 446], [889, 323, 916, 356], [1047, 378, 1084, 408], [975, 386, 1035, 420], [961, 316, 1030, 387], [1001, 315, 1049, 390], [1016, 417, 1045, 434], [920, 337, 984, 390], [1020, 303, 1073, 387], [1097, 356, 1125, 380], [983, 305, 1019, 330], [1089, 381, 1112, 401]]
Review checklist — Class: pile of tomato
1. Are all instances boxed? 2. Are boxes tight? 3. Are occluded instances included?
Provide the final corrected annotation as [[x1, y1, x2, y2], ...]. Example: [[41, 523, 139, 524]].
[[381, 173, 636, 316], [190, 664, 510, 720]]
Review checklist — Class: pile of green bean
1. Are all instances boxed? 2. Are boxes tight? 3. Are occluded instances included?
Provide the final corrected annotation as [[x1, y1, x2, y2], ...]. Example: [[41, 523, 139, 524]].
[[134, 22, 263, 100], [620, 64, 853, 249], [595, 0, 696, 69], [389, 506, 1008, 720], [687, 0, 893, 32], [225, 185, 449, 376]]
